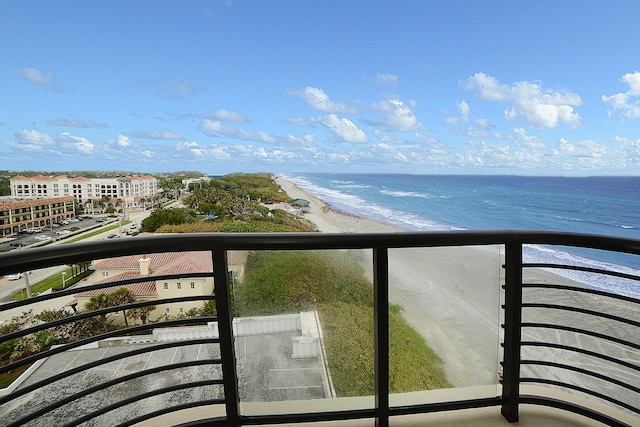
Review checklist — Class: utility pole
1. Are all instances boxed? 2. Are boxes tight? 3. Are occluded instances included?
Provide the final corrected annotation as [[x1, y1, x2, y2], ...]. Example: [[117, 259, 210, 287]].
[[24, 272, 32, 298]]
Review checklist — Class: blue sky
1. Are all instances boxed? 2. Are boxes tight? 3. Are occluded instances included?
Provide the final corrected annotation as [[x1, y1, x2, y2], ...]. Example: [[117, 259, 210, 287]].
[[2, 0, 640, 175]]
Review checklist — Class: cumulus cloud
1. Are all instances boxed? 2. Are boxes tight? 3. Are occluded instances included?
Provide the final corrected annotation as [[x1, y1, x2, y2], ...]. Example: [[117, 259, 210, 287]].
[[9, 129, 55, 152], [458, 100, 470, 122], [202, 119, 277, 143], [374, 73, 398, 86], [294, 87, 356, 113], [14, 68, 56, 86], [512, 127, 545, 149], [602, 71, 640, 119], [131, 130, 184, 140], [464, 72, 582, 129], [202, 119, 237, 136], [371, 99, 421, 132], [117, 135, 131, 147], [58, 132, 95, 154], [555, 138, 607, 159], [314, 114, 369, 143]]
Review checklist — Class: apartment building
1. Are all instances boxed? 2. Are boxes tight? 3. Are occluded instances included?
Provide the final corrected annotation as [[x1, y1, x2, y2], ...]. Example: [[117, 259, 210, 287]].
[[0, 196, 75, 237], [10, 175, 159, 204]]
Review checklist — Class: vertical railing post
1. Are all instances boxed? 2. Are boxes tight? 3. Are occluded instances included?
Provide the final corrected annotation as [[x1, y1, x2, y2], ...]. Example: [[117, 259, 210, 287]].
[[373, 247, 390, 427], [501, 240, 523, 422], [213, 248, 241, 426]]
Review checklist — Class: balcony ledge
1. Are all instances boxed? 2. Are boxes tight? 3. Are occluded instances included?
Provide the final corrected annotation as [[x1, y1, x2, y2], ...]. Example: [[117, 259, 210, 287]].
[[134, 386, 639, 426]]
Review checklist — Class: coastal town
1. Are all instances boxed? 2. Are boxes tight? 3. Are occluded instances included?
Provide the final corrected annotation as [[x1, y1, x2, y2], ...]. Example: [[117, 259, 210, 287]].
[[0, 172, 639, 427]]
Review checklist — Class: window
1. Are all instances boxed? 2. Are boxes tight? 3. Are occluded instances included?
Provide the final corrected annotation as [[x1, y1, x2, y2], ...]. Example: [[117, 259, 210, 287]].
[[179, 308, 184, 314], [190, 282, 195, 289], [163, 282, 168, 290], [102, 271, 108, 277], [177, 282, 182, 290], [165, 308, 170, 315]]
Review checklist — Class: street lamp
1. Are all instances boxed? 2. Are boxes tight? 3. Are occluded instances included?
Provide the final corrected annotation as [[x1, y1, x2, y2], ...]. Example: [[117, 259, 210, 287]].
[[62, 271, 67, 289]]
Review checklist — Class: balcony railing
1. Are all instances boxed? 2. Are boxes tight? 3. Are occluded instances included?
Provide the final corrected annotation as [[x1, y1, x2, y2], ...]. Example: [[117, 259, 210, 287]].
[[0, 231, 639, 427]]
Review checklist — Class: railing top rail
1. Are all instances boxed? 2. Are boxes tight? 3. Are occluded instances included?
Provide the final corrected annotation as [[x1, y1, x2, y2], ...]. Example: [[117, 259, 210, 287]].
[[2, 230, 640, 276]]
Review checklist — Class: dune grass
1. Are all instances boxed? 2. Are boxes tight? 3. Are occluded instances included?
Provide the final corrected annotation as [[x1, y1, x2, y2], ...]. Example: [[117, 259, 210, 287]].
[[235, 250, 451, 396]]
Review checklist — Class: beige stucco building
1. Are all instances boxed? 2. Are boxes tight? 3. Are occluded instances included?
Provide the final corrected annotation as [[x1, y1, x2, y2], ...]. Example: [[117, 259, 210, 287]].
[[10, 175, 158, 207], [0, 196, 75, 237], [74, 251, 214, 323]]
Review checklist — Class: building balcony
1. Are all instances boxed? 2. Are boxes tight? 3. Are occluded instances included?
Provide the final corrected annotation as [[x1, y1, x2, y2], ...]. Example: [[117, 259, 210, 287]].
[[0, 231, 639, 426]]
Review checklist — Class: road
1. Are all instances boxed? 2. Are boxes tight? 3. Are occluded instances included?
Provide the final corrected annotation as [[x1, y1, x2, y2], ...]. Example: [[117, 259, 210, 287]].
[[0, 208, 151, 318]]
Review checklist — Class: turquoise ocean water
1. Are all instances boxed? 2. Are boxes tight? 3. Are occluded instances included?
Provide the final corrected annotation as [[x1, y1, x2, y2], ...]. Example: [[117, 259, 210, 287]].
[[282, 173, 640, 299]]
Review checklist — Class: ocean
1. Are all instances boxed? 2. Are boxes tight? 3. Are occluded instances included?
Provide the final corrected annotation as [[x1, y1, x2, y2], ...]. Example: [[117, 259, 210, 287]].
[[281, 173, 640, 299]]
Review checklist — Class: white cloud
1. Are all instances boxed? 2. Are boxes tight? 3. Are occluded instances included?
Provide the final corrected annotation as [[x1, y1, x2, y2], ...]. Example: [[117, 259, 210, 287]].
[[208, 109, 248, 123], [374, 73, 398, 86], [458, 100, 470, 122], [512, 127, 545, 149], [238, 130, 277, 143], [202, 119, 237, 136], [294, 87, 356, 113], [14, 68, 56, 86], [555, 138, 607, 159], [602, 71, 640, 119], [464, 72, 582, 129], [314, 114, 369, 143], [117, 135, 131, 147], [372, 99, 421, 132], [58, 133, 95, 154], [10, 129, 55, 152]]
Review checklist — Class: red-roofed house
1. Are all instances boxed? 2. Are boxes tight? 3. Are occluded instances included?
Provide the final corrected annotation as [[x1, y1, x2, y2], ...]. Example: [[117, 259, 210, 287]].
[[74, 251, 214, 322]]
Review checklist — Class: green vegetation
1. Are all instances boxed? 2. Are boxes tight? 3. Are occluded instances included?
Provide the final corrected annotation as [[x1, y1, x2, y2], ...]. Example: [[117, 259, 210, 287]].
[[140, 207, 197, 233], [145, 173, 312, 233], [12, 265, 93, 301], [62, 220, 130, 244], [235, 250, 450, 396], [0, 175, 10, 196]]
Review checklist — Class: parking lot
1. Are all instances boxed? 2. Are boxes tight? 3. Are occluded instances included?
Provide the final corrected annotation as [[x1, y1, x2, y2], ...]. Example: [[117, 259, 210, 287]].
[[0, 215, 119, 251]]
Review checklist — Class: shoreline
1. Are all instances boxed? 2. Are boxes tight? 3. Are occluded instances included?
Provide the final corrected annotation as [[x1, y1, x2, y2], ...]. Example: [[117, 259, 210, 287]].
[[275, 176, 591, 387]]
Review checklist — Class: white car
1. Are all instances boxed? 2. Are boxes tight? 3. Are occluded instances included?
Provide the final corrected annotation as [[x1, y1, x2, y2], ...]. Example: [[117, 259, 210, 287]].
[[55, 230, 71, 235], [34, 235, 51, 241], [8, 271, 31, 280]]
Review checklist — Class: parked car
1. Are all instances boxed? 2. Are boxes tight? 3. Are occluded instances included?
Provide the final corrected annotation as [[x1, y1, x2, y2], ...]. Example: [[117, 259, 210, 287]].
[[55, 230, 71, 235], [26, 227, 42, 233], [34, 235, 51, 241], [107, 233, 120, 239], [61, 220, 70, 225], [9, 242, 26, 247], [8, 271, 31, 280], [96, 218, 106, 223]]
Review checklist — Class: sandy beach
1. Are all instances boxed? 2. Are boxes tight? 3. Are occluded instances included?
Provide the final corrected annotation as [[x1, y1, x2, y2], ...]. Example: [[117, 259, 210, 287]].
[[275, 176, 640, 403], [276, 177, 502, 386]]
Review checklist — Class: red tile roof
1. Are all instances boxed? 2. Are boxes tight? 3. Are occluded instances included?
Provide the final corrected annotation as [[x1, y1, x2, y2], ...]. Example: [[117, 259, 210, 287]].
[[92, 251, 212, 272], [0, 196, 74, 209], [74, 272, 158, 298]]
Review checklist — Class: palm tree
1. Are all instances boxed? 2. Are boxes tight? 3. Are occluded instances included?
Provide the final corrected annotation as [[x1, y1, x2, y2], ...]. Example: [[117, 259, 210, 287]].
[[107, 288, 136, 327], [84, 293, 110, 330]]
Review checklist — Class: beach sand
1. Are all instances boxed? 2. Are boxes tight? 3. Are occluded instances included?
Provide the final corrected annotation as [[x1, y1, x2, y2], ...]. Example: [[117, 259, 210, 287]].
[[275, 176, 640, 403], [277, 177, 502, 386]]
